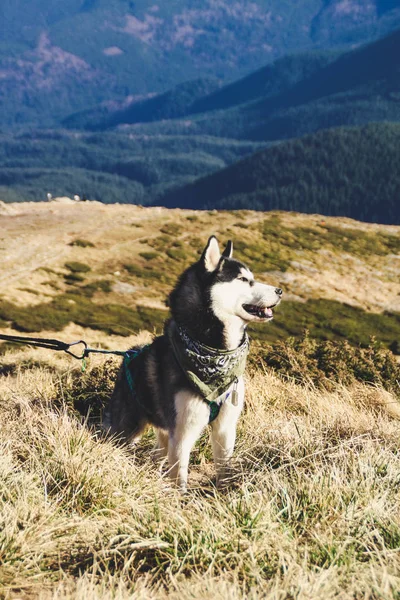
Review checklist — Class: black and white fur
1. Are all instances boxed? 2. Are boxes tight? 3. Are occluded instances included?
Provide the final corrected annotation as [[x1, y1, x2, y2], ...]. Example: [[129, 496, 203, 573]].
[[103, 236, 282, 491]]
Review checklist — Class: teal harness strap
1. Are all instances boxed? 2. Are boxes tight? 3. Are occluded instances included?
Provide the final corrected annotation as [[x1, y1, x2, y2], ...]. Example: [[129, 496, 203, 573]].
[[208, 392, 229, 423], [123, 345, 150, 398], [209, 401, 220, 423]]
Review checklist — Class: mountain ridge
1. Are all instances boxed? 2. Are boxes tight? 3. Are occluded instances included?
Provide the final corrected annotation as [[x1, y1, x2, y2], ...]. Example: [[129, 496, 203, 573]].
[[161, 122, 400, 225], [2, 0, 400, 129], [78, 27, 400, 142]]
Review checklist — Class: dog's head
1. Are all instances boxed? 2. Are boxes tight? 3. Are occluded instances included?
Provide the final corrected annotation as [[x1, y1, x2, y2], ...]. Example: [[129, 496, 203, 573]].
[[169, 236, 282, 347], [201, 236, 282, 324]]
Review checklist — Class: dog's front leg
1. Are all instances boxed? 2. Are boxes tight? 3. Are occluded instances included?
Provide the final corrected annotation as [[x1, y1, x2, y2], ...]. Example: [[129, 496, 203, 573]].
[[211, 380, 244, 488], [168, 392, 209, 492]]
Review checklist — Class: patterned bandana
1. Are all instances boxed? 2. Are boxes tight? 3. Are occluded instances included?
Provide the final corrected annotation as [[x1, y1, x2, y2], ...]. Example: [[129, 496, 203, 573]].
[[167, 320, 249, 403]]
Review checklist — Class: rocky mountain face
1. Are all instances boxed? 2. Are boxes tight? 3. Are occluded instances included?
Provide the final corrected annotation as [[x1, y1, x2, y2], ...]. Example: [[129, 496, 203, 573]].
[[1, 0, 400, 128]]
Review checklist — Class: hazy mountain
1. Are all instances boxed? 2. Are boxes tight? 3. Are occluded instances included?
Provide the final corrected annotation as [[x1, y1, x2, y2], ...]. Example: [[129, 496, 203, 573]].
[[63, 77, 221, 130], [161, 123, 400, 224], [63, 50, 338, 130], [243, 26, 400, 141], [84, 28, 400, 142], [188, 51, 340, 114], [2, 0, 400, 129]]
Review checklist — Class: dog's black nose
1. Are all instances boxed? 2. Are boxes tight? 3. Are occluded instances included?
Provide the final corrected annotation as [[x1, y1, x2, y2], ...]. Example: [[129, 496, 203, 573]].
[[275, 288, 283, 296]]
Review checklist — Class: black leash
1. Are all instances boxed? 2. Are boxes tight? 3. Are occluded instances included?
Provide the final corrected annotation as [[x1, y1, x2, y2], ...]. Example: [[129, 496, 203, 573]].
[[0, 333, 148, 401], [0, 334, 126, 360], [0, 333, 233, 422]]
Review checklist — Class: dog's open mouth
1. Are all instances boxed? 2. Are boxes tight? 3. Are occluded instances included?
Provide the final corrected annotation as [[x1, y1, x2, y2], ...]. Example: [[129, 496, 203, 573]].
[[242, 303, 275, 320]]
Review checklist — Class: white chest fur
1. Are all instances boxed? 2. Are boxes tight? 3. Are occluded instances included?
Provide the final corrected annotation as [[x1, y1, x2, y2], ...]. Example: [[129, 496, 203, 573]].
[[166, 377, 245, 491]]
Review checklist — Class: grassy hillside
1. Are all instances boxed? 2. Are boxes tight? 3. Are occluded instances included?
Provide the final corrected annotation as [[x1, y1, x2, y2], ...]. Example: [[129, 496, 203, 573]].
[[0, 203, 399, 350], [3, 29, 400, 221], [162, 123, 400, 225], [0, 131, 263, 204], [0, 203, 399, 598], [0, 168, 146, 205], [245, 27, 400, 142]]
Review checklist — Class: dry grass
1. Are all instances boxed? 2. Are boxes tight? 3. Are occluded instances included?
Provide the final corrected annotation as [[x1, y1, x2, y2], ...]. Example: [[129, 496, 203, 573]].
[[1, 204, 399, 597], [1, 334, 400, 599]]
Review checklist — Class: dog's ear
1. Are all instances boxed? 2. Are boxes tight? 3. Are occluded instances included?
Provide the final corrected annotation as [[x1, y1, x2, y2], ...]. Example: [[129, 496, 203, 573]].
[[222, 240, 233, 258], [201, 236, 221, 272]]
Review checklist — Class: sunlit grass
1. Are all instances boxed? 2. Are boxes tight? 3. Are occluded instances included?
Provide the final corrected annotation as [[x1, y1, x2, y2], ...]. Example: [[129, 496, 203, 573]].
[[0, 337, 399, 598]]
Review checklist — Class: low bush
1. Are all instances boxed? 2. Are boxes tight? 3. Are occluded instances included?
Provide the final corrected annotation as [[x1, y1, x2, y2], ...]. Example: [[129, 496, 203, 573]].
[[0, 292, 166, 336], [65, 273, 86, 283], [166, 248, 187, 261], [139, 252, 159, 261], [65, 261, 91, 273], [251, 332, 400, 397], [160, 223, 183, 236], [250, 299, 400, 350], [59, 358, 121, 424], [69, 239, 95, 248], [124, 262, 161, 281]]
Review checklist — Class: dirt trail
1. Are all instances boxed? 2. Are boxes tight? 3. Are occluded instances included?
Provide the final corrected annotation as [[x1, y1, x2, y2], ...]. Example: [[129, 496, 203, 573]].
[[0, 202, 163, 292]]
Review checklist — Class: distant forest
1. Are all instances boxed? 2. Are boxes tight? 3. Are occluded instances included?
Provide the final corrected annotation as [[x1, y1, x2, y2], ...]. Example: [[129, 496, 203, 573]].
[[162, 124, 400, 225], [0, 132, 263, 204]]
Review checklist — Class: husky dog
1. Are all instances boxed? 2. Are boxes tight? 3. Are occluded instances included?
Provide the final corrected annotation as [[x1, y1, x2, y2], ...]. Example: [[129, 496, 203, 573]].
[[104, 236, 282, 491]]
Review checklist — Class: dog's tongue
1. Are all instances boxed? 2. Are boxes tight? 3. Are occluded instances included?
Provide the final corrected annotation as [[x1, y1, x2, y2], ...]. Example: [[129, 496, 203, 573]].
[[264, 307, 273, 317]]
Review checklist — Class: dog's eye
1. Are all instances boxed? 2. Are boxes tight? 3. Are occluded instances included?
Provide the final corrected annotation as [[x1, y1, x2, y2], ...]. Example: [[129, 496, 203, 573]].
[[238, 276, 249, 283]]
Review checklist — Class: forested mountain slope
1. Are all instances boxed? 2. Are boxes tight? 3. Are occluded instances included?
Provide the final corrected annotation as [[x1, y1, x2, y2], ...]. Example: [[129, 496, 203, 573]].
[[0, 130, 264, 203], [63, 51, 338, 131], [162, 123, 400, 224], [63, 78, 221, 130], [125, 28, 400, 142]]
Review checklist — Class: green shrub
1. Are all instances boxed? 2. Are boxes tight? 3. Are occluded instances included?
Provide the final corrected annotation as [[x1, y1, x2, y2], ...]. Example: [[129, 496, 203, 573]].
[[147, 235, 172, 251], [80, 280, 112, 296], [38, 267, 58, 274], [251, 332, 400, 397], [46, 282, 61, 291], [124, 262, 160, 281], [234, 238, 290, 272], [69, 239, 95, 248], [58, 358, 121, 424], [139, 251, 159, 261], [250, 299, 400, 350], [166, 248, 187, 261], [65, 262, 91, 273], [0, 291, 167, 336], [94, 280, 112, 293], [18, 287, 40, 295], [233, 222, 249, 229], [64, 273, 85, 283], [160, 223, 182, 236]]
